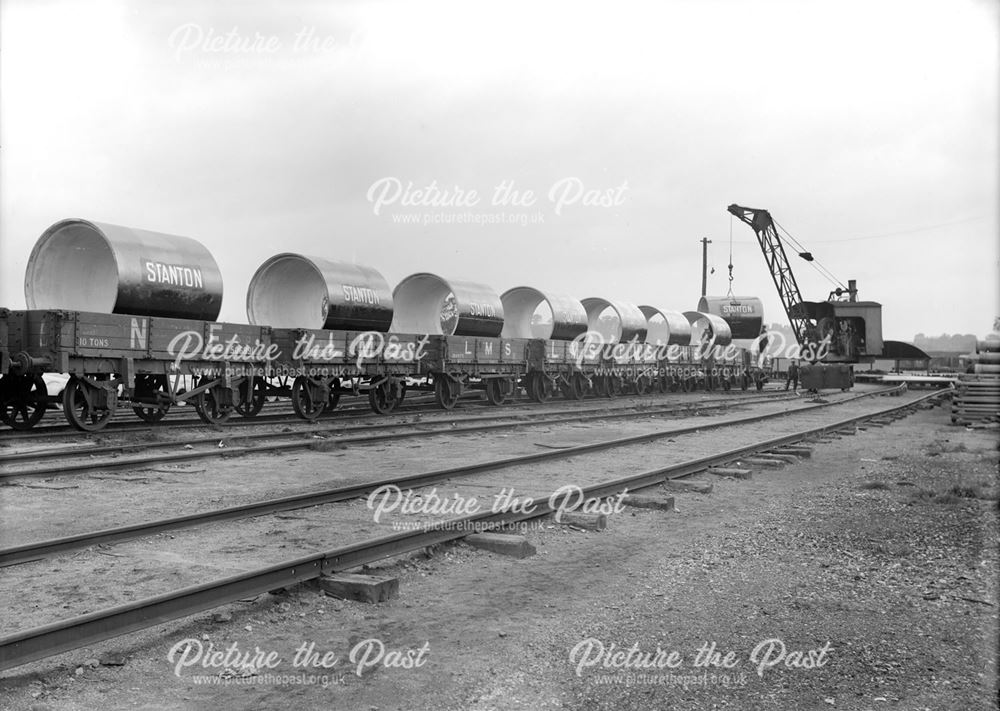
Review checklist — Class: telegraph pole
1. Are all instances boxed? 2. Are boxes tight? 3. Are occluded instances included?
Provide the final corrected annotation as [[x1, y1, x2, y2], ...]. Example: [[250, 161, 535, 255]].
[[700, 237, 712, 297]]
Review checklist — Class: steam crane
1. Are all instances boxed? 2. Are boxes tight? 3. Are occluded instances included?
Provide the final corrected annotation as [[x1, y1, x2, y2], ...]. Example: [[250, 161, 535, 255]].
[[726, 204, 888, 364], [726, 205, 815, 348]]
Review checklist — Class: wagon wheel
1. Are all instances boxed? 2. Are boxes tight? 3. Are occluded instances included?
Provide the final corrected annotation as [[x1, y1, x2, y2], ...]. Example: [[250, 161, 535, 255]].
[[529, 372, 552, 403], [291, 375, 327, 421], [0, 374, 48, 430], [235, 376, 267, 418], [434, 376, 461, 410], [681, 376, 693, 393], [526, 373, 540, 402], [63, 375, 116, 432], [485, 377, 514, 406], [634, 375, 650, 396], [560, 373, 585, 401], [368, 378, 402, 415], [539, 373, 554, 402], [485, 379, 506, 406], [328, 378, 342, 412], [131, 374, 171, 423], [193, 378, 234, 425]]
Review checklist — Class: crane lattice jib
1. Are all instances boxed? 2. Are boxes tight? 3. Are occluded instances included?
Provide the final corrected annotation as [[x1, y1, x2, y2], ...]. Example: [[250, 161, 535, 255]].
[[726, 204, 812, 346]]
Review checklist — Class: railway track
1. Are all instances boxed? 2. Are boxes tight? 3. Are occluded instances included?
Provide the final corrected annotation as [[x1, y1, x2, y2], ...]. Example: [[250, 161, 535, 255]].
[[0, 388, 850, 565], [0, 385, 777, 442], [0, 385, 942, 672], [0, 391, 485, 441], [0, 389, 798, 478]]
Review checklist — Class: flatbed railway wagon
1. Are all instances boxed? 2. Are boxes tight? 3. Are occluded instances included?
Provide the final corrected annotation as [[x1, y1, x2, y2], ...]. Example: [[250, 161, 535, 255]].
[[265, 327, 440, 418], [2, 309, 272, 431], [529, 337, 661, 399], [0, 308, 52, 430], [431, 335, 533, 409], [0, 308, 8, 376]]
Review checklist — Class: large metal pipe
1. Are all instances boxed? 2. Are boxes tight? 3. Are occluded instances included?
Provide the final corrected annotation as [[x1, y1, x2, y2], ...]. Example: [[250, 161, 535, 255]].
[[639, 305, 692, 346], [697, 295, 764, 340], [973, 364, 1000, 374], [247, 254, 393, 331], [25, 219, 223, 321], [963, 352, 1000, 365], [580, 298, 647, 343], [683, 311, 733, 347], [500, 287, 588, 340], [390, 273, 504, 337]]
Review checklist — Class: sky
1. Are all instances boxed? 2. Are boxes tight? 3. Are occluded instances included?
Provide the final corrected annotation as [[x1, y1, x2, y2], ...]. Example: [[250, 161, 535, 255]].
[[1, 0, 997, 341]]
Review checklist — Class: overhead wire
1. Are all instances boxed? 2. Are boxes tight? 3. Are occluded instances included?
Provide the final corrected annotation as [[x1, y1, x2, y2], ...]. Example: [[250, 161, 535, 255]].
[[810, 213, 988, 243]]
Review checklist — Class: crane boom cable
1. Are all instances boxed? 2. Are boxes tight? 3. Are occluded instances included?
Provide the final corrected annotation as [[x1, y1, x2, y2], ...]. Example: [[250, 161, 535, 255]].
[[770, 220, 839, 288], [772, 218, 847, 290], [772, 220, 841, 286]]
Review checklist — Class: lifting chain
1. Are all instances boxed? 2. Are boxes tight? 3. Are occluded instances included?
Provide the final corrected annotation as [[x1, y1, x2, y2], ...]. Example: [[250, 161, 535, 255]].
[[727, 215, 735, 298]]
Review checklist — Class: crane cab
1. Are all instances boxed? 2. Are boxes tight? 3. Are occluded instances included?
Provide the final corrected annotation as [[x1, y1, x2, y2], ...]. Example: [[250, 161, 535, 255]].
[[792, 298, 883, 362]]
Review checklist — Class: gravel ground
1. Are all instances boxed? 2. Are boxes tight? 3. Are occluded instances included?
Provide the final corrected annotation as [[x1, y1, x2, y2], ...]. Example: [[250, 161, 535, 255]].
[[1, 395, 996, 710], [1, 389, 891, 632], [0, 390, 842, 545]]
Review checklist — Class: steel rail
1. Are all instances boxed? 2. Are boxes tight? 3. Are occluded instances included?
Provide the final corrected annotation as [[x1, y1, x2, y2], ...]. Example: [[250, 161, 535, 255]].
[[0, 387, 943, 672], [1, 391, 800, 478], [11, 380, 776, 440], [0, 387, 901, 567], [2, 390, 794, 462], [0, 386, 784, 441], [0, 391, 487, 440]]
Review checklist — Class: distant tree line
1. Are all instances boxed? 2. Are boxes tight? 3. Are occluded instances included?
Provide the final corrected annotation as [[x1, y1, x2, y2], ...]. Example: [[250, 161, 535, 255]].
[[912, 333, 979, 352]]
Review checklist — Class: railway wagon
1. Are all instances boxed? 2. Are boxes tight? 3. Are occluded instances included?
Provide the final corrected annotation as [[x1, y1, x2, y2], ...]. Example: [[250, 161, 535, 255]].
[[588, 341, 663, 397], [266, 327, 437, 418], [532, 338, 681, 398], [0, 308, 9, 375], [530, 337, 603, 400], [430, 335, 533, 409], [2, 309, 272, 431], [527, 336, 666, 400], [259, 330, 535, 416], [0, 309, 53, 429]]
